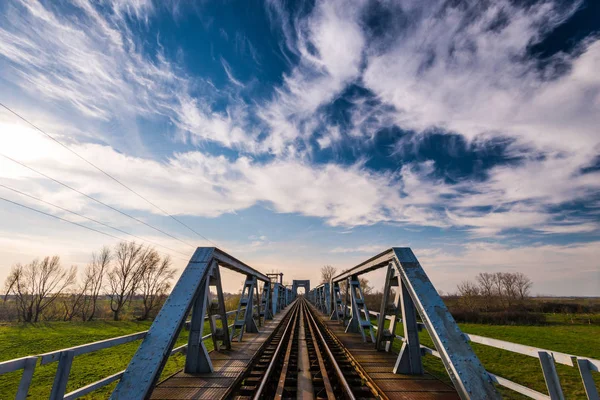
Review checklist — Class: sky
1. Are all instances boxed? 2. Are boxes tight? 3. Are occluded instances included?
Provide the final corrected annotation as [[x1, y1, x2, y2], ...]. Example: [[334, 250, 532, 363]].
[[0, 0, 599, 296]]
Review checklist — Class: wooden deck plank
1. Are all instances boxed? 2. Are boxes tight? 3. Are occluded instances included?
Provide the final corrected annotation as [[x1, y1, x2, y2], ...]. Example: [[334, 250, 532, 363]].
[[150, 306, 293, 400], [318, 312, 460, 400]]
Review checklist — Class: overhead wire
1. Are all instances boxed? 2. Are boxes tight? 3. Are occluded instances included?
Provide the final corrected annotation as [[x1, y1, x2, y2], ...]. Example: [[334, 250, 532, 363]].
[[1, 153, 197, 250], [0, 196, 189, 262], [0, 183, 190, 258], [0, 102, 219, 248]]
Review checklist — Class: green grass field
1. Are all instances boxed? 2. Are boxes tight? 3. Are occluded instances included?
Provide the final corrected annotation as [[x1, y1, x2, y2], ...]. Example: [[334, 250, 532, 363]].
[[0, 318, 598, 399], [0, 321, 195, 399], [388, 321, 600, 399]]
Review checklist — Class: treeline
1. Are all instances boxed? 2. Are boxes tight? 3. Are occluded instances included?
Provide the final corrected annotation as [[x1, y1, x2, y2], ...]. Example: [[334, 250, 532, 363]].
[[451, 271, 544, 324], [2, 242, 176, 322], [456, 272, 532, 311]]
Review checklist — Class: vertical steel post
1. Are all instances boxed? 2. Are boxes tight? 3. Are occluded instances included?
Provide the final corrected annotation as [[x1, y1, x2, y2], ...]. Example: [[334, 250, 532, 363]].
[[394, 278, 423, 374], [539, 352, 565, 400], [575, 358, 600, 400], [15, 356, 36, 400], [185, 273, 212, 373], [346, 275, 360, 334], [245, 275, 259, 333], [49, 350, 74, 400], [272, 283, 280, 314], [392, 248, 500, 399], [208, 261, 231, 352], [376, 262, 400, 352], [324, 283, 331, 315], [330, 282, 343, 321]]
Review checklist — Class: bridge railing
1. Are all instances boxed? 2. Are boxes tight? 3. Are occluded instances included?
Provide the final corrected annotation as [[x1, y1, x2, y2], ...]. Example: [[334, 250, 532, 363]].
[[1, 246, 290, 400], [0, 306, 256, 400], [365, 309, 600, 400], [315, 247, 600, 400]]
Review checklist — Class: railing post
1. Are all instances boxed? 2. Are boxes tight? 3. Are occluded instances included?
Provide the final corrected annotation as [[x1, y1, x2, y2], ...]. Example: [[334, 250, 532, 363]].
[[254, 279, 262, 327], [245, 275, 259, 333], [394, 277, 423, 374], [185, 272, 212, 373], [345, 276, 360, 334], [323, 283, 331, 315], [575, 357, 600, 400], [539, 351, 565, 400], [392, 248, 500, 399], [208, 261, 231, 352], [16, 356, 37, 400], [49, 350, 74, 400], [272, 283, 280, 314], [261, 281, 273, 320], [376, 262, 399, 352], [330, 281, 342, 320]]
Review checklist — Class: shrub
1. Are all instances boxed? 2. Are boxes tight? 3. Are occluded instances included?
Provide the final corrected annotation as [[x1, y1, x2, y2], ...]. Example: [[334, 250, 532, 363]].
[[451, 309, 546, 325]]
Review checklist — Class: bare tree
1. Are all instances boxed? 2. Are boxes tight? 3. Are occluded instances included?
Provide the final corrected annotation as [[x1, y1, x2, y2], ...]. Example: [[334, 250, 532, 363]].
[[514, 272, 532, 301], [321, 265, 337, 284], [500, 272, 519, 306], [62, 283, 88, 321], [108, 242, 150, 321], [476, 272, 495, 302], [139, 253, 175, 320], [457, 280, 480, 311], [359, 277, 373, 295], [4, 256, 76, 322], [81, 247, 111, 321]]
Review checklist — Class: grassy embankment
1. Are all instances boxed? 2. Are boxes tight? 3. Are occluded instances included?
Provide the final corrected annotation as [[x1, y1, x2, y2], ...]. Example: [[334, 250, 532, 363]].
[[386, 320, 600, 399], [0, 321, 197, 399]]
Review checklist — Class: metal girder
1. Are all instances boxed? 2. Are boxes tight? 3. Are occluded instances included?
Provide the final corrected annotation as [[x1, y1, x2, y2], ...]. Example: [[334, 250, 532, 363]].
[[111, 247, 268, 399], [111, 247, 214, 399], [230, 275, 259, 342], [332, 248, 396, 283], [376, 262, 400, 352], [185, 270, 212, 373], [260, 281, 273, 320], [212, 248, 269, 282], [394, 278, 423, 374], [391, 248, 500, 400], [345, 274, 375, 342], [330, 282, 343, 321], [292, 280, 310, 296]]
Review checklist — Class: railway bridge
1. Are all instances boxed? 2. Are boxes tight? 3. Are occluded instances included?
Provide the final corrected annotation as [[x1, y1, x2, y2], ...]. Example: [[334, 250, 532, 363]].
[[1, 247, 599, 400]]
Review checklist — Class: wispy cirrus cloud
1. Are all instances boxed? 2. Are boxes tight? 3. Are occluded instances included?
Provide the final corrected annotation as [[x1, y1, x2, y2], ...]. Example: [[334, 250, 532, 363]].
[[0, 0, 255, 150], [259, 0, 366, 154], [1, 0, 599, 240]]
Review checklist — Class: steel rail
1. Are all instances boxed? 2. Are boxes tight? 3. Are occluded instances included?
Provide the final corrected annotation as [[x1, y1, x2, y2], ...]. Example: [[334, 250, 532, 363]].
[[274, 301, 301, 398], [253, 300, 301, 400], [304, 299, 356, 400], [302, 300, 335, 400], [297, 303, 316, 400]]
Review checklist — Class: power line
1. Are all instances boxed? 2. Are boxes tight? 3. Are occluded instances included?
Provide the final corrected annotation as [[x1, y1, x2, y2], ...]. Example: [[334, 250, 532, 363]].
[[0, 102, 219, 248], [0, 183, 190, 258], [0, 196, 189, 262], [1, 153, 196, 250]]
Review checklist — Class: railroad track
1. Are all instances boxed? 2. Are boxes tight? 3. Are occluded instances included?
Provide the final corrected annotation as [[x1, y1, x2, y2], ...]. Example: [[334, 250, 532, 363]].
[[229, 297, 383, 400]]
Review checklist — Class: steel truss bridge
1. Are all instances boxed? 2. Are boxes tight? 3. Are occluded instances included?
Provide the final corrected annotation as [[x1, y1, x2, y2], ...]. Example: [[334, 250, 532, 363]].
[[1, 247, 598, 400]]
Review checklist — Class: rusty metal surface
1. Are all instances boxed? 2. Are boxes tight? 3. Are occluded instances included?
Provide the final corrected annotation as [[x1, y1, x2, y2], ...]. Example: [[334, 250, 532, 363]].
[[320, 312, 460, 400]]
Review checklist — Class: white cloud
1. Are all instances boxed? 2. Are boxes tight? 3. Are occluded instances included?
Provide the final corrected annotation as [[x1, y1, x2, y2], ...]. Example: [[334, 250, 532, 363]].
[[220, 57, 245, 87], [0, 0, 253, 150], [0, 122, 412, 227], [259, 0, 366, 154], [362, 1, 599, 155]]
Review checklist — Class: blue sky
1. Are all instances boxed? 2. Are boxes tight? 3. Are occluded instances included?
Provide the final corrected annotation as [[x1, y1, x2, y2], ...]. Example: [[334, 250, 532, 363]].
[[0, 0, 599, 295]]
